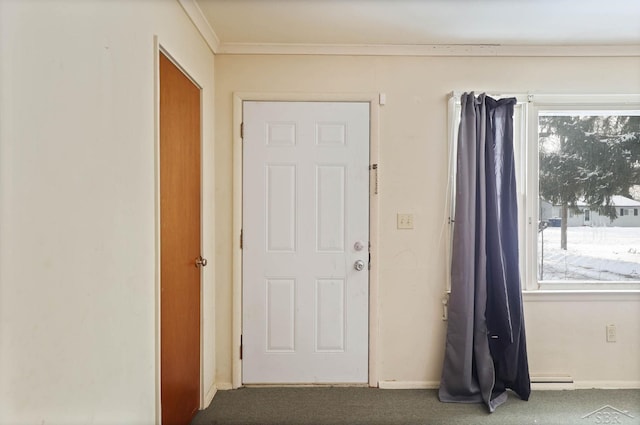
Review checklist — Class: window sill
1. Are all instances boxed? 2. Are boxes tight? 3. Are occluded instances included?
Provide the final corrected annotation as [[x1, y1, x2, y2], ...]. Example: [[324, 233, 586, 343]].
[[443, 288, 640, 303], [522, 289, 640, 302]]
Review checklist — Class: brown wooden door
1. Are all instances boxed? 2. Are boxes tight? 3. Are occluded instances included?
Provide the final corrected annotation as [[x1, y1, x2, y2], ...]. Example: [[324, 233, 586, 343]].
[[160, 52, 201, 425]]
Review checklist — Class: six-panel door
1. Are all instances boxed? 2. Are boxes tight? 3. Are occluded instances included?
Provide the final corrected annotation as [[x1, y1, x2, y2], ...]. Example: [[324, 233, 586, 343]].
[[242, 101, 370, 384]]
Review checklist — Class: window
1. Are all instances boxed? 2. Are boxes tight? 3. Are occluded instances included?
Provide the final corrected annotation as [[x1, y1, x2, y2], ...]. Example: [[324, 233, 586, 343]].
[[448, 93, 640, 291], [529, 95, 640, 290], [536, 111, 640, 288]]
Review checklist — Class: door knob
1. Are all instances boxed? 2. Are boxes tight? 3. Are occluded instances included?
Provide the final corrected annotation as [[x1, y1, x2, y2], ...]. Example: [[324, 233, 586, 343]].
[[354, 260, 365, 271], [195, 256, 208, 268]]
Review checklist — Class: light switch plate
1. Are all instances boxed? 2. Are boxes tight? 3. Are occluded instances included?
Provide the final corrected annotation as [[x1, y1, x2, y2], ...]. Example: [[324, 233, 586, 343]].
[[397, 213, 414, 229]]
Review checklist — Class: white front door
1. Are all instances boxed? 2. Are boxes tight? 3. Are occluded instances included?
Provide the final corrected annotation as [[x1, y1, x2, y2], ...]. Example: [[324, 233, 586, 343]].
[[242, 101, 370, 384]]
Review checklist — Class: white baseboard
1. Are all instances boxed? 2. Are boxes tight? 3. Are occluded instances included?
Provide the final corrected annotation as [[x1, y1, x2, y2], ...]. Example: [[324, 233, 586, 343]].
[[574, 381, 640, 389], [215, 382, 234, 391], [379, 379, 578, 390], [204, 384, 217, 407], [214, 379, 639, 392], [531, 375, 640, 390], [378, 381, 440, 389]]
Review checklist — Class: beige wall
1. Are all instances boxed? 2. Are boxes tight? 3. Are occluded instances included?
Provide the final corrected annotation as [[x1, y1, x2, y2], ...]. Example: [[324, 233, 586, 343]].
[[214, 54, 640, 387], [0, 1, 215, 423]]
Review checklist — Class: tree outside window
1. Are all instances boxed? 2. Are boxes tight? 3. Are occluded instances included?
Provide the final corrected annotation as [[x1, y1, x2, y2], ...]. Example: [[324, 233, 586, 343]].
[[538, 113, 640, 282]]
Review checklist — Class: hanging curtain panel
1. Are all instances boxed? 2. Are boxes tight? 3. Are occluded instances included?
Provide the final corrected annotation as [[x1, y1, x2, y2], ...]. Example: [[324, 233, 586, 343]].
[[439, 93, 531, 412]]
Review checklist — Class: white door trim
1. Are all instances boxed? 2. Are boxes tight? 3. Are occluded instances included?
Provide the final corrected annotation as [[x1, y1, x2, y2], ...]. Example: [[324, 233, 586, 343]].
[[232, 92, 381, 388]]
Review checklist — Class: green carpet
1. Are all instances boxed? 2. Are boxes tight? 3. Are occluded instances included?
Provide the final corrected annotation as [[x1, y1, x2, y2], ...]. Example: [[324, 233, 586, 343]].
[[191, 387, 640, 425]]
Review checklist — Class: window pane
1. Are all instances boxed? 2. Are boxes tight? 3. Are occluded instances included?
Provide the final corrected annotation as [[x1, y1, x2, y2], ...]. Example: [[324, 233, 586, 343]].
[[538, 114, 640, 282]]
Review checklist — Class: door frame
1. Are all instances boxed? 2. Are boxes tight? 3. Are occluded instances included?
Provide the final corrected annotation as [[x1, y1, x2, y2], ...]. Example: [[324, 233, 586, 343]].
[[154, 39, 215, 423], [231, 93, 381, 388]]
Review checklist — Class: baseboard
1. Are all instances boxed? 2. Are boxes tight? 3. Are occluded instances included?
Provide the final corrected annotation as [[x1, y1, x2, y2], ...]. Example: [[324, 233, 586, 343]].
[[215, 382, 234, 391], [204, 384, 217, 407], [574, 381, 640, 389], [378, 381, 440, 389], [213, 379, 640, 392], [531, 375, 640, 390], [379, 378, 578, 390], [378, 379, 579, 390]]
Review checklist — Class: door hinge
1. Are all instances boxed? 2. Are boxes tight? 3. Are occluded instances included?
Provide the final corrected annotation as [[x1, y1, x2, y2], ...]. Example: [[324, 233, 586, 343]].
[[240, 122, 244, 139], [240, 229, 243, 249], [240, 335, 243, 360]]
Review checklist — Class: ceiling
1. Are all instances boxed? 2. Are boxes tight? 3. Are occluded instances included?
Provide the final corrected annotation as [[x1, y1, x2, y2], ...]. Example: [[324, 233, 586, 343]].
[[196, 0, 640, 48]]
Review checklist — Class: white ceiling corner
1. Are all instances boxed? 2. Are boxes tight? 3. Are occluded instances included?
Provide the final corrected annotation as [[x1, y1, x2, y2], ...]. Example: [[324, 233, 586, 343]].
[[190, 0, 640, 56], [178, 0, 220, 53]]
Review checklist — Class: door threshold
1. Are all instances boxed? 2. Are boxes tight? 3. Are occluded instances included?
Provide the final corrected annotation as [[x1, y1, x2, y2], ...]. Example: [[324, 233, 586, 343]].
[[242, 383, 370, 388]]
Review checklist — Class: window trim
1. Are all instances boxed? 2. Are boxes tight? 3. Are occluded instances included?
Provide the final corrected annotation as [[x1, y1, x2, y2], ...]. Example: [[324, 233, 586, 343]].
[[526, 94, 640, 291]]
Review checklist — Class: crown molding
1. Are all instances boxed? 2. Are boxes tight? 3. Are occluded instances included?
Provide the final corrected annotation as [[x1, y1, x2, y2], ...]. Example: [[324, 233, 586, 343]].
[[178, 0, 220, 54], [177, 1, 639, 58], [216, 42, 640, 57]]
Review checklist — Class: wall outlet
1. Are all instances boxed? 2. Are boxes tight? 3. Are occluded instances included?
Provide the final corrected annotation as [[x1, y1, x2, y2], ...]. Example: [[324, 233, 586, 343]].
[[397, 213, 414, 229], [606, 324, 616, 343]]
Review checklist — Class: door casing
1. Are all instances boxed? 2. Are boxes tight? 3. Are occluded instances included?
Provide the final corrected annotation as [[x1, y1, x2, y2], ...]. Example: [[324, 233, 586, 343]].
[[231, 93, 381, 388]]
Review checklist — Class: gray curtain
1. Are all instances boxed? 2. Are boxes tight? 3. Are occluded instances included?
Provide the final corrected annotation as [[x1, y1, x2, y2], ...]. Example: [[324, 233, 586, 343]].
[[439, 93, 531, 412]]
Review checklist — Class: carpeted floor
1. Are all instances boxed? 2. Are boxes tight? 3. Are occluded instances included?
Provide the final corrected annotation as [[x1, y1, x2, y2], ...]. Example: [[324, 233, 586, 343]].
[[191, 387, 640, 425]]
